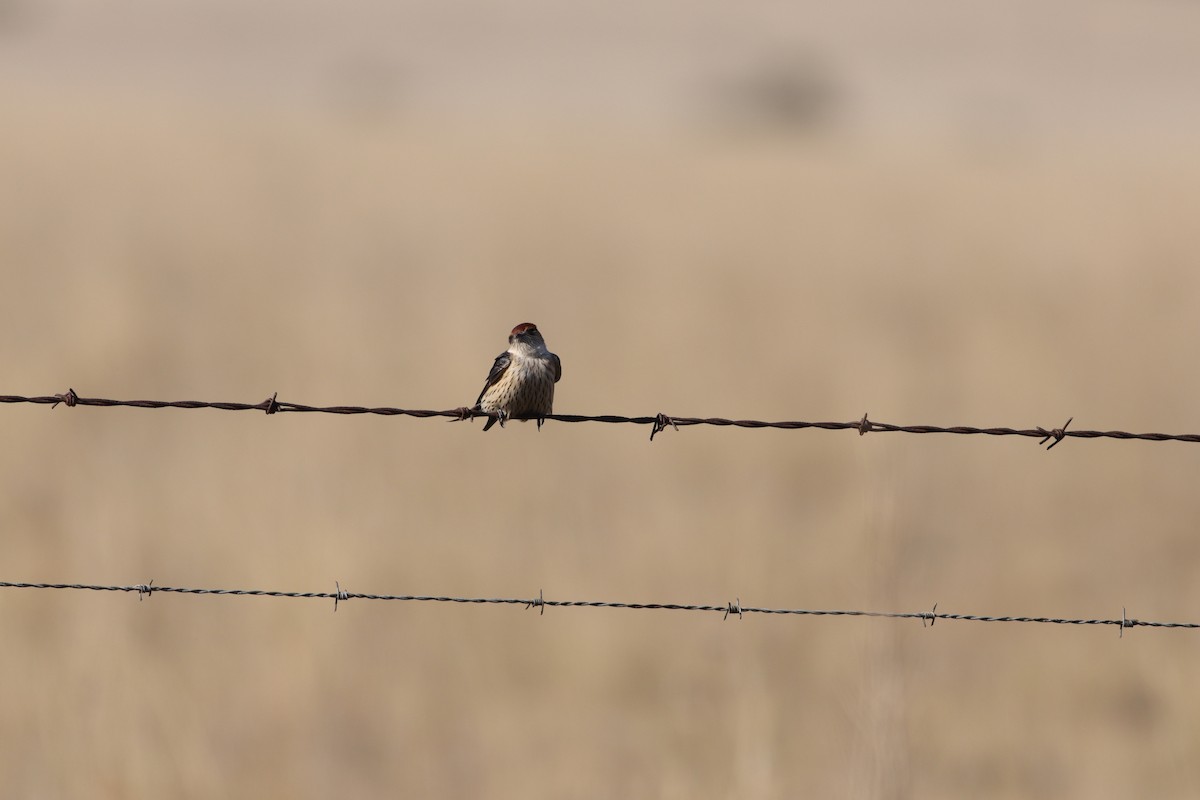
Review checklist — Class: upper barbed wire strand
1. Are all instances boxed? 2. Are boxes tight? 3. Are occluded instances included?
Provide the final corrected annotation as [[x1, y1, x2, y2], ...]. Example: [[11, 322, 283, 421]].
[[2, 391, 1199, 447]]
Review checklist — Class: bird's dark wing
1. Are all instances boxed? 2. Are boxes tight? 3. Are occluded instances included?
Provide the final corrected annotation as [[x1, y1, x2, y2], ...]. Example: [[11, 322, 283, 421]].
[[473, 351, 512, 407], [550, 353, 562, 383]]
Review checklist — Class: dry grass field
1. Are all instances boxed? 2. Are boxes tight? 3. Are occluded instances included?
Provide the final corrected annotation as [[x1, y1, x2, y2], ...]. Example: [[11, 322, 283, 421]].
[[3, 2, 1200, 797]]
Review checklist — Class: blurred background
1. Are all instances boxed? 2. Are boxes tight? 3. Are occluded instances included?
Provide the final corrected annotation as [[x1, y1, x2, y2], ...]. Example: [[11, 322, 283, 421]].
[[3, 1, 1200, 797]]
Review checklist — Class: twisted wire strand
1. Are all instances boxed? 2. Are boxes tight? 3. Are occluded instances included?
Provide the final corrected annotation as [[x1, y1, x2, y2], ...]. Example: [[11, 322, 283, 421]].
[[0, 582, 1194, 633], [3, 390, 1198, 447]]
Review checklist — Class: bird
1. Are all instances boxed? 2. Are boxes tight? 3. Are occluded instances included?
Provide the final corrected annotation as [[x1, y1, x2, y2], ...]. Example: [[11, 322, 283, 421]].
[[472, 323, 562, 431]]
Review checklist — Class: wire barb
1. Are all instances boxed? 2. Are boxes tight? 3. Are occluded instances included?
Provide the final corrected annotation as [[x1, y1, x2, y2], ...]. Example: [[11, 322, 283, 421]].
[[52, 388, 79, 409], [650, 412, 678, 441], [1039, 416, 1073, 450], [858, 413, 872, 436], [334, 581, 349, 612], [922, 602, 938, 628], [136, 580, 155, 601], [724, 597, 743, 621], [526, 588, 545, 615], [262, 392, 280, 415]]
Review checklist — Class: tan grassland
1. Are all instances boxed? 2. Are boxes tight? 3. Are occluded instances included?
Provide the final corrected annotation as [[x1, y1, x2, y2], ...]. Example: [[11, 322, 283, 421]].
[[2, 4, 1200, 797]]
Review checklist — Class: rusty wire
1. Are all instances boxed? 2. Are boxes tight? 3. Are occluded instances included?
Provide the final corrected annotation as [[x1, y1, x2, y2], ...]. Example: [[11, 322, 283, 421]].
[[0, 581, 1191, 636], [2, 389, 1199, 447]]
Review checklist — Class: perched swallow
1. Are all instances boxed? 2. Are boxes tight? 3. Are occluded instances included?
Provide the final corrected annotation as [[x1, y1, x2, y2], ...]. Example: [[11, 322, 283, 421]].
[[473, 323, 562, 431]]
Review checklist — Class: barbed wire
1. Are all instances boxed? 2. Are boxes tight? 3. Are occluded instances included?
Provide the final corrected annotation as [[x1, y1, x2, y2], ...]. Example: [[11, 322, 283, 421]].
[[3, 389, 1199, 447], [0, 581, 1193, 636]]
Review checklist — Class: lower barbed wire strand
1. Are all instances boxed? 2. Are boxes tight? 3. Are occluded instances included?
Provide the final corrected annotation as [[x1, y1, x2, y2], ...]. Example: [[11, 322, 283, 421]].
[[0, 582, 1196, 631]]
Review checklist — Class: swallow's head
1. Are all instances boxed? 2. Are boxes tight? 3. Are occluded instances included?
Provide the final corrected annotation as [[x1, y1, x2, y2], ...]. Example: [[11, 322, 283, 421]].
[[509, 322, 543, 346]]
